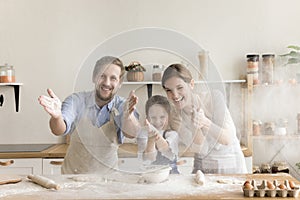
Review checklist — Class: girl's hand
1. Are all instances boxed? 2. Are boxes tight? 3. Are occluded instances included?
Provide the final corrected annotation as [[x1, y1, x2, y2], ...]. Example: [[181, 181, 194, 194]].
[[145, 119, 159, 139], [38, 88, 62, 118]]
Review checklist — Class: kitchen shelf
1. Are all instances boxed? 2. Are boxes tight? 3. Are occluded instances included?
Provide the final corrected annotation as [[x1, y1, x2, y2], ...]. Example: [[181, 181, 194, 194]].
[[0, 82, 23, 112], [252, 135, 300, 140], [123, 79, 246, 98]]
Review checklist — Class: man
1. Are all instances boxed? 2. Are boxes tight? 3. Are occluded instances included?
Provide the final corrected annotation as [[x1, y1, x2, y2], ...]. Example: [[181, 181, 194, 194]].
[[38, 56, 140, 174]]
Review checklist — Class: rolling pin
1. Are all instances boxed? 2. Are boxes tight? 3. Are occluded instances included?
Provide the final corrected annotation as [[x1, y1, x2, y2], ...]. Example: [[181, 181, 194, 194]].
[[27, 174, 60, 190]]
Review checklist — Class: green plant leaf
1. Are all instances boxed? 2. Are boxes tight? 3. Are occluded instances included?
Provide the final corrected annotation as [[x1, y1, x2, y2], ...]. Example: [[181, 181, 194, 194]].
[[287, 45, 300, 51], [287, 57, 300, 65]]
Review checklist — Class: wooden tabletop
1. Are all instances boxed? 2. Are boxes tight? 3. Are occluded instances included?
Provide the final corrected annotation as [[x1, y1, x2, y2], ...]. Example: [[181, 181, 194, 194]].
[[0, 173, 299, 199]]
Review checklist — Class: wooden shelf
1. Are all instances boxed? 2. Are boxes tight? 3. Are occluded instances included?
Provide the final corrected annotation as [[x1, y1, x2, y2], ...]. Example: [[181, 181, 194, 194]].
[[252, 134, 300, 140], [123, 80, 246, 98], [123, 80, 246, 85], [0, 82, 23, 112]]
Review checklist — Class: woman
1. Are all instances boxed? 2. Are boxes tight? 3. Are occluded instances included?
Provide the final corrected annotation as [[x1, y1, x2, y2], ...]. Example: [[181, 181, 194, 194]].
[[161, 63, 247, 174]]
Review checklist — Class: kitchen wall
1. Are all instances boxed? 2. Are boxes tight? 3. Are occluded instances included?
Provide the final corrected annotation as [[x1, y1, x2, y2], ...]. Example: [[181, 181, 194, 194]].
[[0, 0, 300, 150]]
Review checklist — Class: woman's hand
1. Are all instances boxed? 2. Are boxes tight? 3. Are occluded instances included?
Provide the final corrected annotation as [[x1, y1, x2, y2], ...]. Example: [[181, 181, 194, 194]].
[[192, 108, 211, 130], [38, 88, 62, 119]]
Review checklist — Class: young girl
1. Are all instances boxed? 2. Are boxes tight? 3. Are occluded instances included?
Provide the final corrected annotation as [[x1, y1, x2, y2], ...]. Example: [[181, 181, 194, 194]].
[[137, 95, 179, 174]]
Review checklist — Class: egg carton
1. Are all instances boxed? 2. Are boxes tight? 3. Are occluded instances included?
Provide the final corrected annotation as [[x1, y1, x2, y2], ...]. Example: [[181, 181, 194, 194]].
[[242, 179, 300, 198]]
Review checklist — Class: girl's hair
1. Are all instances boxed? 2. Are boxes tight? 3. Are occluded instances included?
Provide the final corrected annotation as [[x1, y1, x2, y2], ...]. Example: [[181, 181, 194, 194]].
[[145, 95, 171, 117], [161, 63, 193, 88], [92, 56, 125, 82]]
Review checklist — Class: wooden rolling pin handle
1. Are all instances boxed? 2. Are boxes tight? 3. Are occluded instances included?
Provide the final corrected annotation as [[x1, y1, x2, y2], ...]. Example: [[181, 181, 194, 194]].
[[0, 160, 14, 166], [50, 160, 63, 165], [27, 174, 60, 190]]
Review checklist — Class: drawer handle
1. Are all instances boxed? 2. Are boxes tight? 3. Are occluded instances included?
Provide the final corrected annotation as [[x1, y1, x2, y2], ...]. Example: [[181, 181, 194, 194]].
[[0, 160, 14, 166], [50, 161, 63, 166]]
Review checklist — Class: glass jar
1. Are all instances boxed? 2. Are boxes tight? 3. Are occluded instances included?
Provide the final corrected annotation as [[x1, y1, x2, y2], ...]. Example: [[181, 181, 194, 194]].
[[253, 120, 262, 136], [0, 64, 15, 83], [152, 65, 163, 81], [271, 161, 289, 174], [261, 54, 275, 85], [246, 54, 259, 85], [260, 163, 272, 173]]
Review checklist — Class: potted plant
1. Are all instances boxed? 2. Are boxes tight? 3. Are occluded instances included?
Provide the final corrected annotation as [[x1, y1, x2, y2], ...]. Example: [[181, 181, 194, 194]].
[[280, 45, 300, 82], [125, 61, 146, 82], [280, 45, 300, 65]]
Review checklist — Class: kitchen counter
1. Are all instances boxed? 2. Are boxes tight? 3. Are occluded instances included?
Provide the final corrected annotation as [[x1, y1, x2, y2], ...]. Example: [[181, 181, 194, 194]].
[[0, 143, 251, 159], [0, 144, 68, 159], [0, 173, 299, 199]]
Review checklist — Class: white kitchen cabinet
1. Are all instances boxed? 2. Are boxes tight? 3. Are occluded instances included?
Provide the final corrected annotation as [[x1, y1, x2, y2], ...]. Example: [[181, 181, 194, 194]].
[[42, 158, 64, 175], [0, 158, 42, 174]]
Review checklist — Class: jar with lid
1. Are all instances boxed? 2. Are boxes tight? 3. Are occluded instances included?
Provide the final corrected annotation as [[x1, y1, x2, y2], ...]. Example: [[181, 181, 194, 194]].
[[152, 65, 163, 81], [275, 118, 288, 135], [260, 163, 272, 173], [262, 54, 275, 85], [271, 161, 289, 174], [253, 120, 262, 136], [0, 64, 15, 83], [246, 54, 259, 85]]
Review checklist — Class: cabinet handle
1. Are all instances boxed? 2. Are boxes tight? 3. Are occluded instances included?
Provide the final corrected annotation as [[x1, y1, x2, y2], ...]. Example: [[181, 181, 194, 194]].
[[0, 160, 14, 166], [50, 160, 63, 166]]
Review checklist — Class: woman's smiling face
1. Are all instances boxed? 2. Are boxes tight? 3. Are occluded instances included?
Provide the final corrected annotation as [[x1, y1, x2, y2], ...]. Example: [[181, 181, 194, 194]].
[[163, 76, 193, 110]]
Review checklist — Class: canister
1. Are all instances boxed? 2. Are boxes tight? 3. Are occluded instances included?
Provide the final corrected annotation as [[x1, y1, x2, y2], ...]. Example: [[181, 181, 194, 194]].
[[246, 54, 259, 85], [0, 64, 15, 83], [262, 54, 275, 85], [152, 65, 163, 81]]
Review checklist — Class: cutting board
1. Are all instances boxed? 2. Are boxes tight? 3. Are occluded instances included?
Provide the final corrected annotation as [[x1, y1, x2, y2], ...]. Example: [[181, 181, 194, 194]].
[[0, 175, 22, 185]]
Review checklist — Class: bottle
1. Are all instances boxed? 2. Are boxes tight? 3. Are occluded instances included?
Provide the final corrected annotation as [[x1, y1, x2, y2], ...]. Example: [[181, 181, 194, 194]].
[[262, 54, 275, 85], [152, 65, 163, 81], [246, 54, 260, 85], [0, 64, 15, 83]]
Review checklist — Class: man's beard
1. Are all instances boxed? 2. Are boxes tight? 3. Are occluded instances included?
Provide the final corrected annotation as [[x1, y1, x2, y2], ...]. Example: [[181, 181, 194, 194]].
[[95, 89, 114, 102]]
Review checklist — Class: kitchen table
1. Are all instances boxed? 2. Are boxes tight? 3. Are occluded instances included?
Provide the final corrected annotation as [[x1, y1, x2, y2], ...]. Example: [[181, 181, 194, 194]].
[[0, 173, 299, 199]]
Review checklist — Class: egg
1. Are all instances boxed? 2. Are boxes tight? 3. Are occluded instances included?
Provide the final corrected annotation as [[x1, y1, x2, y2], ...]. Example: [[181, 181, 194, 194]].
[[267, 181, 275, 190], [244, 182, 253, 190], [278, 183, 286, 190], [289, 180, 295, 189]]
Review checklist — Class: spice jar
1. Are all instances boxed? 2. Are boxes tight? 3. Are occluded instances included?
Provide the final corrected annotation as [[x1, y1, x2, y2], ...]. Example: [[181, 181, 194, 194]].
[[261, 54, 275, 85], [0, 64, 15, 83], [260, 163, 272, 173], [152, 65, 163, 81], [246, 54, 259, 85], [264, 122, 275, 135], [253, 165, 261, 174], [271, 161, 289, 174], [253, 120, 262, 136]]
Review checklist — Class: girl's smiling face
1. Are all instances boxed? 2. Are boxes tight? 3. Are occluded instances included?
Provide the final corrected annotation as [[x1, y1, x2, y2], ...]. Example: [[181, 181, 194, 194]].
[[163, 76, 194, 110], [147, 104, 169, 131]]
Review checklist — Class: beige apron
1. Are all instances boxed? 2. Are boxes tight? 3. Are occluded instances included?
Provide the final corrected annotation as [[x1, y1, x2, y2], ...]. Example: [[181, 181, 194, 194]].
[[62, 108, 119, 174]]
